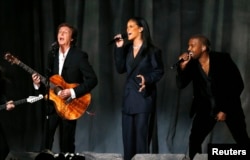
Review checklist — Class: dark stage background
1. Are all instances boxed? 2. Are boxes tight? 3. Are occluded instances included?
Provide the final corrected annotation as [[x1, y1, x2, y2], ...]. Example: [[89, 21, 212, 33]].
[[0, 0, 250, 156]]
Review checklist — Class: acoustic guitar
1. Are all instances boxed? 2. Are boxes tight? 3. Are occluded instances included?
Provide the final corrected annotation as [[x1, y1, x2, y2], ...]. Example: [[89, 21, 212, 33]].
[[4, 52, 91, 120], [0, 95, 43, 111]]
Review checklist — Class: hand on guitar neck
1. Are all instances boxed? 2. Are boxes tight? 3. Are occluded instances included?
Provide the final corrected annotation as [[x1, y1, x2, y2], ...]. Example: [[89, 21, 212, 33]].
[[0, 95, 43, 111], [32, 73, 41, 88], [6, 100, 15, 111]]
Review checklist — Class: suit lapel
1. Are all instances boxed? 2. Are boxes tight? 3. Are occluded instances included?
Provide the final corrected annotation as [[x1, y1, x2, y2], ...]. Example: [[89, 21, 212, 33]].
[[61, 48, 73, 76], [63, 52, 70, 68], [127, 45, 146, 79]]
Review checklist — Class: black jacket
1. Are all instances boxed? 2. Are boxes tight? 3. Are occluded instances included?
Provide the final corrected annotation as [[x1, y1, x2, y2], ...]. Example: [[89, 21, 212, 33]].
[[176, 51, 244, 117]]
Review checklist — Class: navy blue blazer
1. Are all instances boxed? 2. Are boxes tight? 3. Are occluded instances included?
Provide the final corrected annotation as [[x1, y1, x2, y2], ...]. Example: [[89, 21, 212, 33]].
[[114, 43, 164, 114]]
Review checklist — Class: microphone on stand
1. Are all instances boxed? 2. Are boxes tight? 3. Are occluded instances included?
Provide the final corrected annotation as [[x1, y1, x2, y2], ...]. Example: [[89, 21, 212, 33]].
[[107, 33, 127, 45], [49, 41, 59, 58], [51, 41, 59, 50]]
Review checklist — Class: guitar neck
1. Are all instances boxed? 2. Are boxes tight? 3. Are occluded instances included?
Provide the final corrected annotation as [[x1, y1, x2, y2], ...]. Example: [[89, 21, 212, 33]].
[[13, 99, 27, 105], [0, 99, 27, 111], [18, 61, 47, 85]]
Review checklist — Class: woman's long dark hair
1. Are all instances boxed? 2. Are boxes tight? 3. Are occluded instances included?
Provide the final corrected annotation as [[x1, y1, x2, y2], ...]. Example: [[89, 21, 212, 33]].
[[128, 17, 154, 48]]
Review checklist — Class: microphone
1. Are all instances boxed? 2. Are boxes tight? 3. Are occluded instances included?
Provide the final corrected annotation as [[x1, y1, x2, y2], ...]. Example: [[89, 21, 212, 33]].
[[49, 41, 59, 58], [51, 41, 59, 50], [170, 52, 192, 69], [170, 59, 184, 69], [107, 33, 127, 45]]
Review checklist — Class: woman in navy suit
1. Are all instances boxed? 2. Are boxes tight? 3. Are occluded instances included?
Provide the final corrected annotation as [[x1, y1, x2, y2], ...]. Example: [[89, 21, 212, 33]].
[[113, 17, 164, 160]]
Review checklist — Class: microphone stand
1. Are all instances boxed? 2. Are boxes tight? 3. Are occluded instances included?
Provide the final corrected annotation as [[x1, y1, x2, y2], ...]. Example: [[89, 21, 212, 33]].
[[44, 66, 50, 149], [43, 45, 57, 150]]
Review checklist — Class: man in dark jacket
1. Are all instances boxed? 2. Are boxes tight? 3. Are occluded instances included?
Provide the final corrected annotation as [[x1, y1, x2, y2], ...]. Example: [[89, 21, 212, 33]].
[[32, 23, 98, 153], [176, 34, 250, 160], [0, 67, 15, 160]]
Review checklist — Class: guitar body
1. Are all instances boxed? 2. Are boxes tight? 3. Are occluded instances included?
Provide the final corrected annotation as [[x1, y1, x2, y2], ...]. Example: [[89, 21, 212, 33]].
[[4, 52, 91, 120], [49, 75, 91, 120]]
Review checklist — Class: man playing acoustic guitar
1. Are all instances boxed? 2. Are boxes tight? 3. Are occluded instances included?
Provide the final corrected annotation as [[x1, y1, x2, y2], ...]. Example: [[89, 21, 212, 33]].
[[32, 23, 98, 153]]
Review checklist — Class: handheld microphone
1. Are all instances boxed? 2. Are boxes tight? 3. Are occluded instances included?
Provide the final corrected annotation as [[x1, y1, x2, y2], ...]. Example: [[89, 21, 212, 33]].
[[170, 52, 192, 69], [107, 33, 127, 45], [170, 59, 184, 69]]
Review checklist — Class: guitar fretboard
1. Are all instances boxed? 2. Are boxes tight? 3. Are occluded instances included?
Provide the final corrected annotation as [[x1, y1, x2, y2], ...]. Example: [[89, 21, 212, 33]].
[[18, 61, 46, 84], [0, 99, 27, 111], [18, 61, 56, 89]]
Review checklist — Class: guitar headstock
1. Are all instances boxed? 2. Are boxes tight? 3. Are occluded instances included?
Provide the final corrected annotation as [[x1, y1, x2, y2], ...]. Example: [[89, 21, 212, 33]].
[[4, 52, 20, 65], [27, 94, 44, 103]]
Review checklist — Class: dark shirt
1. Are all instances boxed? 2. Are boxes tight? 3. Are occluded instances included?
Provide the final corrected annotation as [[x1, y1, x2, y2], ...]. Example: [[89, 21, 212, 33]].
[[195, 62, 216, 116]]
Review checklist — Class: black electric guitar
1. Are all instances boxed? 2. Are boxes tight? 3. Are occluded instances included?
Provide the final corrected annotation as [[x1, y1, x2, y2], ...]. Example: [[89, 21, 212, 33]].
[[0, 95, 43, 111], [4, 52, 91, 120]]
